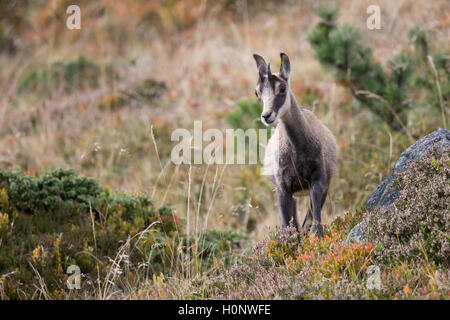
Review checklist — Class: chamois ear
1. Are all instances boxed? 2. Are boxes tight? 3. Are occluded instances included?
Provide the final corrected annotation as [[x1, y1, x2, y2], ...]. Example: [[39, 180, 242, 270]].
[[253, 54, 267, 80], [280, 52, 291, 82]]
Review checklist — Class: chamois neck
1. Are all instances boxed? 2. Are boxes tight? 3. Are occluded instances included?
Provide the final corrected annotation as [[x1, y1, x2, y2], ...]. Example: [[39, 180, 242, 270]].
[[280, 92, 313, 151]]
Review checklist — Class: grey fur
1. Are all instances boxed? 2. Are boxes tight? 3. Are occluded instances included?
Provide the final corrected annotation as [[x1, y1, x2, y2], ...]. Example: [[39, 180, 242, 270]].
[[253, 53, 338, 238]]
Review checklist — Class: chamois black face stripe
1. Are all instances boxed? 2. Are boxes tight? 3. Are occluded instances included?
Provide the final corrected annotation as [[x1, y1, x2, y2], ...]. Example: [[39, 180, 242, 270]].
[[257, 74, 287, 112], [272, 89, 287, 113], [255, 70, 288, 119]]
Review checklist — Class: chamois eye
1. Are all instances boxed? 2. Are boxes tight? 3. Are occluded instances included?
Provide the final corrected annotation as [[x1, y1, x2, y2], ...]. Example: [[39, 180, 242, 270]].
[[255, 89, 259, 97], [279, 84, 286, 93]]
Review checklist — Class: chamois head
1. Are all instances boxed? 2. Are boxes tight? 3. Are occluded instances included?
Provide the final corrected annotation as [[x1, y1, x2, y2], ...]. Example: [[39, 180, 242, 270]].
[[253, 52, 291, 126]]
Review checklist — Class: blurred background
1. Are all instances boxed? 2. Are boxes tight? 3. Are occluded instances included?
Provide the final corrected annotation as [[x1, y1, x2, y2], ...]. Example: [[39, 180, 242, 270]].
[[0, 0, 448, 238]]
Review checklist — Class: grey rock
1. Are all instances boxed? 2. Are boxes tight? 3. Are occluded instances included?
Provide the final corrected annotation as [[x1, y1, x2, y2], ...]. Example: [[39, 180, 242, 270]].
[[392, 128, 450, 173], [365, 175, 396, 212], [345, 221, 366, 243], [346, 128, 450, 244]]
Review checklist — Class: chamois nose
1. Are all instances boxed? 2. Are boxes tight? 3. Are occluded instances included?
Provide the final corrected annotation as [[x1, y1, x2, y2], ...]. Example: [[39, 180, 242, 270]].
[[262, 111, 273, 121]]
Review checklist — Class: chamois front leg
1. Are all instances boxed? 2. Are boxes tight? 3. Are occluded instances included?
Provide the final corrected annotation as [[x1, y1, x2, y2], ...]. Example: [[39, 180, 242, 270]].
[[277, 189, 295, 228], [309, 180, 325, 238]]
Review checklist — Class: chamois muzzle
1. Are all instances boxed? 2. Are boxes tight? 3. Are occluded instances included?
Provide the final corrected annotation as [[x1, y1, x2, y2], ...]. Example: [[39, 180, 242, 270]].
[[261, 110, 275, 125]]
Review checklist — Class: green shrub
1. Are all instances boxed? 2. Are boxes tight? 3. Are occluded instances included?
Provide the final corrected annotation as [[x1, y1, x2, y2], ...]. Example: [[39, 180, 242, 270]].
[[0, 168, 177, 226], [307, 2, 449, 131], [0, 168, 102, 215], [0, 168, 183, 298], [408, 27, 450, 122], [190, 229, 248, 268], [136, 229, 248, 277], [0, 168, 251, 298], [17, 55, 101, 94], [226, 97, 265, 130], [226, 97, 271, 166]]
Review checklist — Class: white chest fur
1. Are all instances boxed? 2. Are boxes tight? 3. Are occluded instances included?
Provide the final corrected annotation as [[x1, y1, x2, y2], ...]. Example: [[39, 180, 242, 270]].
[[262, 128, 280, 176]]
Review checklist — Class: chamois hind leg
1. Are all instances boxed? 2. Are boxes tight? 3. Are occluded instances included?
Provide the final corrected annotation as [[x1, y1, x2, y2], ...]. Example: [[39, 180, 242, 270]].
[[302, 204, 313, 231], [291, 197, 299, 230], [277, 190, 294, 228], [302, 184, 328, 233], [309, 180, 326, 238]]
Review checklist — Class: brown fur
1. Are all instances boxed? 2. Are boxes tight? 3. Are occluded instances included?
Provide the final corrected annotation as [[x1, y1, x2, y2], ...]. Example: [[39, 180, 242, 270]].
[[254, 53, 337, 237]]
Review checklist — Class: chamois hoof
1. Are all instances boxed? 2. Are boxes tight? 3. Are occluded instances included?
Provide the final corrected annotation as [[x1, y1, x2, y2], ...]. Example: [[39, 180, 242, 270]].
[[310, 223, 324, 239]]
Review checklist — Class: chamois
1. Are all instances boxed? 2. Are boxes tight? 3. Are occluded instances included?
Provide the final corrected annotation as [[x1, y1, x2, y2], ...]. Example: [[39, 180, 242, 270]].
[[253, 53, 337, 238]]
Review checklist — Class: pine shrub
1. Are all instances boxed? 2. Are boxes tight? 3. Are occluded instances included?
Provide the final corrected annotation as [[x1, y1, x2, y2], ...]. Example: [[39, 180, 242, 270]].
[[307, 2, 449, 131]]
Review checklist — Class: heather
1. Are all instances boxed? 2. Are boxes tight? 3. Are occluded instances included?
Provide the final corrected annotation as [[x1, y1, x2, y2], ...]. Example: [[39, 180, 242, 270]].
[[134, 211, 449, 300], [365, 145, 450, 266], [177, 211, 449, 300]]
